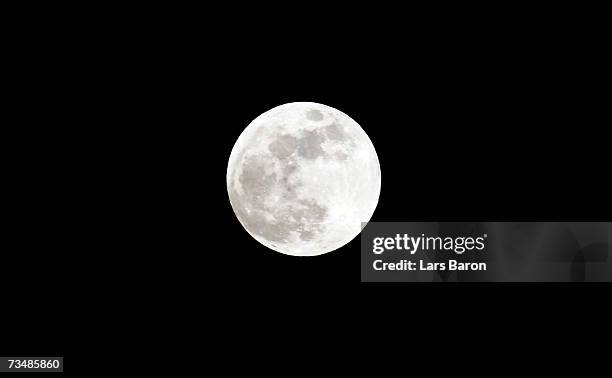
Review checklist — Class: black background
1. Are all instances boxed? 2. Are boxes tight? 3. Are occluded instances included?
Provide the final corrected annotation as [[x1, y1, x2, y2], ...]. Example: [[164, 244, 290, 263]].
[[2, 4, 610, 373]]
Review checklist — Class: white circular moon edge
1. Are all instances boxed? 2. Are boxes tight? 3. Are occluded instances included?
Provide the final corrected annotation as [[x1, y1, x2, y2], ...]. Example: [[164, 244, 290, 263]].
[[227, 102, 381, 256]]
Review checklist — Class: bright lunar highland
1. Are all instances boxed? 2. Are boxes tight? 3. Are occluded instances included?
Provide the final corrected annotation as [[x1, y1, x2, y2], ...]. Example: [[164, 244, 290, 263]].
[[227, 102, 381, 256]]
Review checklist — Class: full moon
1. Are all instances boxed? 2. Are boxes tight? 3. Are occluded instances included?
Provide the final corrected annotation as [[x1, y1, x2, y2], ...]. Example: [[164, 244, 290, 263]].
[[227, 102, 381, 256]]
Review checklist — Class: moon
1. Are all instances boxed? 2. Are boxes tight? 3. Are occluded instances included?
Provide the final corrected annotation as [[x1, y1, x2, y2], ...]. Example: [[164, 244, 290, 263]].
[[227, 102, 381, 256]]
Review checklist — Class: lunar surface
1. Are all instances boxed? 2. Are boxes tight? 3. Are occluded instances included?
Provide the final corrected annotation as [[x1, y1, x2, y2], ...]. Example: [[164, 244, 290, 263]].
[[227, 102, 381, 256]]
